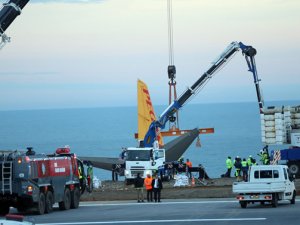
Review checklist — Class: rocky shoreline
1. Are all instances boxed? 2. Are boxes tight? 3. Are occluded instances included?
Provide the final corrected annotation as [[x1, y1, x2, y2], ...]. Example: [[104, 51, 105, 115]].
[[80, 178, 300, 202]]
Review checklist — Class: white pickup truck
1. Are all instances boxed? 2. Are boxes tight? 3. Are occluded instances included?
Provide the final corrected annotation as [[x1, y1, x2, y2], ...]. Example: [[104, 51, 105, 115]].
[[232, 165, 296, 208]]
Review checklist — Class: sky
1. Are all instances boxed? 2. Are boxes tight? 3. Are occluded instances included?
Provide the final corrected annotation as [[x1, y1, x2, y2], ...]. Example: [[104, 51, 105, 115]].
[[0, 0, 299, 110]]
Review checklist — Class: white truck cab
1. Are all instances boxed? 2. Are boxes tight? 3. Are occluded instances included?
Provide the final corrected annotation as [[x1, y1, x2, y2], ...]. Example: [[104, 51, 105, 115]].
[[124, 147, 165, 184], [232, 165, 296, 208]]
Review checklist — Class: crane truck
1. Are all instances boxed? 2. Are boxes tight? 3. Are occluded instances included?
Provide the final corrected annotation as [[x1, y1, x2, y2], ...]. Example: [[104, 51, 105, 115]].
[[0, 0, 30, 49], [0, 147, 87, 215], [124, 41, 263, 183]]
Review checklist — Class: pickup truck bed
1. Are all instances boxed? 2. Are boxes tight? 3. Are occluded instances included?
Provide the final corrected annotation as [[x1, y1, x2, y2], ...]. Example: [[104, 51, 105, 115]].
[[233, 181, 287, 194]]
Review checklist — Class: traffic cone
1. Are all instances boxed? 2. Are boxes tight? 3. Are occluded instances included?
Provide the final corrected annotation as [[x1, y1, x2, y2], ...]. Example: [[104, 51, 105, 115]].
[[191, 176, 195, 187]]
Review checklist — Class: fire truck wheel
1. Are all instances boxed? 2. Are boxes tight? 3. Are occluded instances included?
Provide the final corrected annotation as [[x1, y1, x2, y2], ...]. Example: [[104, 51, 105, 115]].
[[0, 204, 10, 216], [71, 187, 80, 209], [45, 191, 54, 213], [37, 192, 46, 215], [59, 188, 71, 210]]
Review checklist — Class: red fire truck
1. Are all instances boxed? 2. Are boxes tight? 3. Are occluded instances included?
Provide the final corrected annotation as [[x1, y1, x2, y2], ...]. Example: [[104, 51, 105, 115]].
[[0, 147, 87, 215]]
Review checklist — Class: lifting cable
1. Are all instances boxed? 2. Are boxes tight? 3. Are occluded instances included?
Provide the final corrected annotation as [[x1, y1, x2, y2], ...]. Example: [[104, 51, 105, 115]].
[[167, 0, 174, 66]]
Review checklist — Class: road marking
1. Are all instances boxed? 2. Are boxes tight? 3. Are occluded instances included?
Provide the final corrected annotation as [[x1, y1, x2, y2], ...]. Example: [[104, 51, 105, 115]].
[[37, 218, 266, 225]]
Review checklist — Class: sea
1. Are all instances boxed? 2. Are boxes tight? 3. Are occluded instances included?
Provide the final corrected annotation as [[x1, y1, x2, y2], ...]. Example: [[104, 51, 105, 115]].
[[0, 100, 298, 181]]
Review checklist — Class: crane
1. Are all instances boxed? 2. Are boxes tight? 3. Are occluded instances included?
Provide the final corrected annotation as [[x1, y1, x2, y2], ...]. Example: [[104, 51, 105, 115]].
[[143, 41, 263, 147], [0, 0, 30, 49]]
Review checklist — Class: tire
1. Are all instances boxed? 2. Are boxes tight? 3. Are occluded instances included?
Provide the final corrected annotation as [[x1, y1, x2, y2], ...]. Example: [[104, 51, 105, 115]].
[[36, 192, 46, 215], [71, 187, 80, 209], [272, 193, 278, 208], [0, 204, 10, 216], [17, 205, 27, 213], [240, 201, 247, 208], [288, 163, 300, 177], [125, 179, 133, 185], [45, 191, 54, 213], [59, 188, 71, 210], [291, 191, 296, 204]]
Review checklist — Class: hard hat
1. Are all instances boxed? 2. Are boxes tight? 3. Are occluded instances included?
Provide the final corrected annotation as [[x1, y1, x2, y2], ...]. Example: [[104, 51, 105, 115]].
[[249, 155, 252, 158]]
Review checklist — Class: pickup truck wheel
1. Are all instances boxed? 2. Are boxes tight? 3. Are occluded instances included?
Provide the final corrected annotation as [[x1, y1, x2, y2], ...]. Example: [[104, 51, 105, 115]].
[[71, 187, 80, 209], [45, 191, 54, 213], [59, 188, 71, 210], [291, 191, 296, 204], [36, 192, 46, 215], [272, 193, 278, 208], [0, 204, 10, 216], [240, 201, 247, 208]]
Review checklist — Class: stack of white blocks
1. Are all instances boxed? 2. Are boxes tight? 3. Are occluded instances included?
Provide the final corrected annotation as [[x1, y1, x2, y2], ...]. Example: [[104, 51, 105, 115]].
[[261, 106, 300, 145]]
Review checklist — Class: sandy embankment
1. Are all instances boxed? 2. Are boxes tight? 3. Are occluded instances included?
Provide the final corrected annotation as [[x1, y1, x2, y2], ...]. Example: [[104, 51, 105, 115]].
[[80, 178, 300, 201]]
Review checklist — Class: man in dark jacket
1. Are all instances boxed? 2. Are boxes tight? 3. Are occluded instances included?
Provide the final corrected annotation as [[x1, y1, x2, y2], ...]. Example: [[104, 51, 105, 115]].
[[152, 174, 163, 202], [134, 173, 144, 203]]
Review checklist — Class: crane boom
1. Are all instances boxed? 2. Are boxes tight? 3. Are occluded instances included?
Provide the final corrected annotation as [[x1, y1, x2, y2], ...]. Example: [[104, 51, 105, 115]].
[[143, 41, 264, 147], [0, 0, 30, 49]]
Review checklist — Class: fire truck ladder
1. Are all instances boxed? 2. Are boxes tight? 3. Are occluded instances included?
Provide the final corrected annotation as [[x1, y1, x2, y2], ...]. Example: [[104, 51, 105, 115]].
[[1, 162, 13, 194]]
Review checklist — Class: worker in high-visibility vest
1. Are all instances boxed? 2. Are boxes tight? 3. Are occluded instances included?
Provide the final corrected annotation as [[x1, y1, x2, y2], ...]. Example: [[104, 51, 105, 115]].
[[87, 164, 93, 192], [144, 173, 153, 202], [241, 158, 248, 181], [234, 156, 242, 181], [225, 156, 233, 178], [186, 159, 193, 178], [78, 165, 84, 190], [247, 155, 253, 167]]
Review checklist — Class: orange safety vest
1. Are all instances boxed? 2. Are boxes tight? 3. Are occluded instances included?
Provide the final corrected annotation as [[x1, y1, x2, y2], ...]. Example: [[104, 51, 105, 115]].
[[186, 161, 192, 168], [144, 177, 153, 190]]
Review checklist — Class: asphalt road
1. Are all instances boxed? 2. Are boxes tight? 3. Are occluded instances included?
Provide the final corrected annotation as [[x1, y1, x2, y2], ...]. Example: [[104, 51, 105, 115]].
[[8, 198, 300, 225]]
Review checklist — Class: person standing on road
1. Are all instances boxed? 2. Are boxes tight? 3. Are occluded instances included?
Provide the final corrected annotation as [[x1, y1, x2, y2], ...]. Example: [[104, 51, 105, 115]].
[[144, 173, 153, 202], [152, 174, 163, 202], [134, 173, 144, 203], [186, 159, 193, 179]]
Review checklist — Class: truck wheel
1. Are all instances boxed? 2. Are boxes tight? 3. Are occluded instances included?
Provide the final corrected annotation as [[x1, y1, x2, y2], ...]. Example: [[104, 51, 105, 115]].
[[37, 192, 46, 215], [125, 179, 133, 185], [17, 204, 27, 213], [0, 204, 10, 216], [288, 163, 300, 177], [240, 201, 247, 208], [45, 191, 54, 213], [272, 193, 278, 208], [71, 187, 80, 209], [291, 191, 296, 204], [59, 188, 71, 210]]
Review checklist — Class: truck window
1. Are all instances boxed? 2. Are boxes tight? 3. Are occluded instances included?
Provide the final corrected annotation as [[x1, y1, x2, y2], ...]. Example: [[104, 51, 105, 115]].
[[126, 150, 151, 161], [273, 170, 279, 178], [260, 170, 272, 178], [254, 171, 259, 179], [283, 168, 288, 180], [154, 150, 164, 159]]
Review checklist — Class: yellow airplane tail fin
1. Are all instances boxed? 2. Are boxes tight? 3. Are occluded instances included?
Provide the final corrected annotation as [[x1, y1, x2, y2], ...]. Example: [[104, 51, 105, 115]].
[[137, 79, 163, 146]]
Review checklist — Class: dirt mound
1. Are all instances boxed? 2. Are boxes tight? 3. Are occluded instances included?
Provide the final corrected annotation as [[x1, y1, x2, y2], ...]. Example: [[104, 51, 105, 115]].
[[81, 178, 238, 201]]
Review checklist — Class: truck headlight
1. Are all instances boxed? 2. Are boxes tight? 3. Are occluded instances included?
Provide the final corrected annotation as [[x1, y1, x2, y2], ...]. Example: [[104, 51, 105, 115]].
[[125, 170, 129, 175]]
